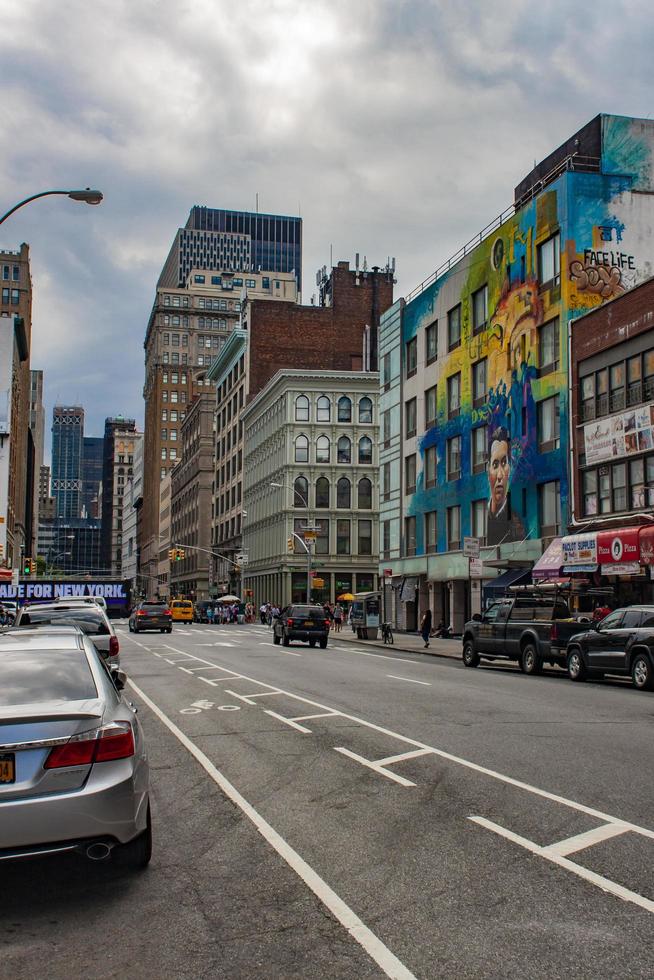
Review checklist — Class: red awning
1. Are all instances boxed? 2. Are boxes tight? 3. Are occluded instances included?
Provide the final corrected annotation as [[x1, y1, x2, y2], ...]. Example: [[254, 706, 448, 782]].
[[639, 525, 654, 565], [596, 528, 641, 565]]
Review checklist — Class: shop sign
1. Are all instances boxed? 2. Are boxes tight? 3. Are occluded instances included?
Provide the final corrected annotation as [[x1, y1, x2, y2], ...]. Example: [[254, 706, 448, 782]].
[[639, 526, 654, 565], [469, 558, 483, 578], [584, 402, 654, 466], [463, 537, 480, 559], [601, 561, 641, 577], [596, 528, 640, 565], [562, 533, 597, 566]]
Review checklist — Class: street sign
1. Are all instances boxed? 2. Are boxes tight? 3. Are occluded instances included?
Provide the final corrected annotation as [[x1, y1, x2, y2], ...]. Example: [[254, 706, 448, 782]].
[[235, 554, 249, 566], [11, 569, 19, 587], [384, 568, 393, 577], [312, 578, 325, 588], [463, 536, 480, 559], [469, 557, 483, 578]]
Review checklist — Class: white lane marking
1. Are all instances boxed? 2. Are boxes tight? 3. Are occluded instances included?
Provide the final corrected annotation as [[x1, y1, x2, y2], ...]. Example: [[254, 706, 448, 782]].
[[264, 710, 312, 734], [334, 748, 416, 788], [336, 647, 419, 664], [290, 711, 341, 722], [281, 650, 302, 657], [127, 679, 416, 980], [470, 816, 654, 915], [376, 748, 434, 767], [543, 822, 631, 858], [386, 675, 431, 686], [224, 688, 282, 705], [258, 642, 276, 647]]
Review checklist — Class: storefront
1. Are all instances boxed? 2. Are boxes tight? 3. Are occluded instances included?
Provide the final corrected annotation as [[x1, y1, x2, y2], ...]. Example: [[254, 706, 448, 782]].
[[560, 526, 654, 606]]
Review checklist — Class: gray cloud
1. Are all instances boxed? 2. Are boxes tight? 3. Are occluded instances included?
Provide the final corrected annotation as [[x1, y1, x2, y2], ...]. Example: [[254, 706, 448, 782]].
[[0, 0, 653, 450]]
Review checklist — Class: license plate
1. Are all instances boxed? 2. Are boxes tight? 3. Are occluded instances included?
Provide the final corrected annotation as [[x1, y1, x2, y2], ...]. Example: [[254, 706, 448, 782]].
[[304, 621, 314, 627], [0, 754, 15, 784]]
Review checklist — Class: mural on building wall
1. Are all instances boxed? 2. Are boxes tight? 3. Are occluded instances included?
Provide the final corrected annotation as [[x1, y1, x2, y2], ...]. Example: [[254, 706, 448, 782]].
[[403, 118, 654, 556]]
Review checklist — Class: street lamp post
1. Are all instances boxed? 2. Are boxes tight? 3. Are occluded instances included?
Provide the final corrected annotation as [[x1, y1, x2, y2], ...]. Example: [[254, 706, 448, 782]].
[[270, 482, 318, 604], [0, 188, 103, 226], [47, 552, 71, 576]]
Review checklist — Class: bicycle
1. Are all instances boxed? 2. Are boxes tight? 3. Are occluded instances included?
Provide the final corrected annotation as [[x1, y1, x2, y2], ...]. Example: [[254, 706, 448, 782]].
[[380, 622, 394, 645]]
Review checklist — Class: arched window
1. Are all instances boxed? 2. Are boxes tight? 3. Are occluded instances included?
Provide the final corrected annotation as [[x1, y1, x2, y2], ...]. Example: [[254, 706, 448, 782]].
[[337, 477, 351, 509], [337, 435, 351, 463], [359, 396, 373, 423], [337, 396, 352, 422], [358, 435, 373, 464], [295, 434, 309, 463], [358, 477, 372, 509], [316, 477, 330, 508], [295, 395, 310, 421], [294, 476, 308, 508], [316, 435, 330, 463], [317, 395, 331, 422]]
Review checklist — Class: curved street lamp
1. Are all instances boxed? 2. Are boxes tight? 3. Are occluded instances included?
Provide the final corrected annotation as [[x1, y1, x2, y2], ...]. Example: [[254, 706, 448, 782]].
[[0, 188, 103, 226], [270, 481, 318, 602]]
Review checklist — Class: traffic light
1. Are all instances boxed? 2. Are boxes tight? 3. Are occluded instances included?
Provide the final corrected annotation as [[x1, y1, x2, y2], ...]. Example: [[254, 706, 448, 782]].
[[287, 536, 294, 553], [23, 557, 35, 575], [176, 549, 185, 561], [168, 548, 176, 561]]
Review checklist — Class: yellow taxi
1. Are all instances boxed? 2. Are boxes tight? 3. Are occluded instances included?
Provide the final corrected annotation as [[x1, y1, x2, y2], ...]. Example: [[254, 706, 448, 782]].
[[170, 599, 194, 622]]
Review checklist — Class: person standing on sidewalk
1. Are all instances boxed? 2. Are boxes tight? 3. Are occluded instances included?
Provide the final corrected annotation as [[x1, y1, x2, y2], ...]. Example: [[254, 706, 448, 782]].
[[420, 608, 432, 648]]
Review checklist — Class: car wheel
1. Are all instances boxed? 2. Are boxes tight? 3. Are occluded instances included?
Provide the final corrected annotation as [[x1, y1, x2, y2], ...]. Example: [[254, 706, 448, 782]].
[[521, 643, 542, 675], [567, 647, 587, 682], [462, 641, 480, 668], [160, 628, 166, 633], [128, 623, 133, 632], [282, 632, 290, 646], [115, 805, 152, 871], [273, 632, 281, 645], [166, 627, 172, 634], [632, 653, 654, 691], [319, 638, 328, 649]]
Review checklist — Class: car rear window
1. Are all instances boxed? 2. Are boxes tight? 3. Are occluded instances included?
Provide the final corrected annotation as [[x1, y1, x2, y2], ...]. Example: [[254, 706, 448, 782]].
[[290, 607, 325, 620], [0, 649, 97, 707], [142, 604, 167, 612], [18, 607, 109, 635], [173, 601, 193, 609]]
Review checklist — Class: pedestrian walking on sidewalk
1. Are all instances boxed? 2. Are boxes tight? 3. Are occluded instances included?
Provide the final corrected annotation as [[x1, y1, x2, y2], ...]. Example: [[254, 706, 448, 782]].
[[420, 608, 432, 648]]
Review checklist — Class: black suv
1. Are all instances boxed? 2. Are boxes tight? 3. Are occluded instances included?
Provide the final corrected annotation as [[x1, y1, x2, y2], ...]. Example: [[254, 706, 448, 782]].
[[566, 605, 654, 690], [129, 602, 172, 634], [273, 605, 329, 648]]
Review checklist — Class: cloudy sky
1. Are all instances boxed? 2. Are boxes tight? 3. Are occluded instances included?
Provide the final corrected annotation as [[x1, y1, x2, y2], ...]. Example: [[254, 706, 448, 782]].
[[1, 0, 653, 453]]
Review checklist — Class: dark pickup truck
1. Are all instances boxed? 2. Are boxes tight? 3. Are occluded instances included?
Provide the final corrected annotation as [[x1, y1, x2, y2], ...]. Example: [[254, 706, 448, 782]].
[[462, 594, 587, 675]]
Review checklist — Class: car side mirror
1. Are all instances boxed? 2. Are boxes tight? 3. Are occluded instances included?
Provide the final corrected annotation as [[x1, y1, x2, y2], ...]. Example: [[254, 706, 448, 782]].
[[111, 666, 127, 691], [472, 613, 482, 622]]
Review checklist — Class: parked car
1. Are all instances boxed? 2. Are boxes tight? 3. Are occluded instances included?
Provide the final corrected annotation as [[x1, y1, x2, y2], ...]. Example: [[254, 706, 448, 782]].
[[14, 601, 120, 667], [566, 605, 654, 690], [273, 605, 329, 648], [0, 601, 17, 626], [55, 594, 108, 612], [129, 601, 172, 634], [170, 600, 194, 623], [0, 627, 151, 868], [461, 592, 585, 674]]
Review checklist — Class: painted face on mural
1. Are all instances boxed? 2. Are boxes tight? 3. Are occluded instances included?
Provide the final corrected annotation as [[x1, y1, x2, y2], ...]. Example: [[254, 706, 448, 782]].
[[488, 428, 510, 516]]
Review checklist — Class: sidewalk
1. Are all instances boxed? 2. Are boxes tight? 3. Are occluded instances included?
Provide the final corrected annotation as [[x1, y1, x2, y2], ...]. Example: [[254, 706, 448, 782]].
[[328, 627, 462, 661]]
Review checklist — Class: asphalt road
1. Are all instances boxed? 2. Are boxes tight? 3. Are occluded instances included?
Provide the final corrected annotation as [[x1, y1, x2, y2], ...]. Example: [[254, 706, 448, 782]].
[[3, 622, 654, 979]]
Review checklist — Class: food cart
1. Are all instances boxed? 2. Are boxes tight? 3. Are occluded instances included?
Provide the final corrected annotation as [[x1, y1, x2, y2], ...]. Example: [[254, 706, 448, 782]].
[[349, 591, 381, 640]]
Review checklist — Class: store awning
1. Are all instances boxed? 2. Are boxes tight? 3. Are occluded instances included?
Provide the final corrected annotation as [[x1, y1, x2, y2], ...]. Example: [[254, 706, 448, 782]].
[[532, 538, 564, 580], [639, 525, 654, 565], [399, 576, 419, 602], [483, 567, 531, 600]]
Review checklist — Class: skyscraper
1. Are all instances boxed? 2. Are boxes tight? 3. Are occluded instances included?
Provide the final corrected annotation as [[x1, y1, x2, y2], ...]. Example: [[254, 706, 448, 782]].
[[29, 369, 45, 554], [51, 405, 84, 519], [82, 436, 103, 519], [101, 417, 139, 575]]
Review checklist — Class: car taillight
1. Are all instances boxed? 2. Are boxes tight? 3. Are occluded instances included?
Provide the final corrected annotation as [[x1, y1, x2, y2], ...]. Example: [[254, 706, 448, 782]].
[[287, 618, 294, 626], [44, 722, 135, 769], [551, 623, 558, 641], [164, 610, 172, 617], [137, 610, 146, 616], [109, 636, 119, 657]]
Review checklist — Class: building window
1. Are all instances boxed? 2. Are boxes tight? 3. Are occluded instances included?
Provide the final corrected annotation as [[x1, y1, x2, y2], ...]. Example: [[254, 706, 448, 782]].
[[315, 518, 330, 555], [358, 396, 373, 424], [337, 477, 351, 509], [447, 506, 461, 550], [447, 305, 461, 351], [194, 274, 205, 283], [316, 435, 330, 463], [316, 477, 330, 508], [337, 519, 351, 555], [295, 434, 309, 463], [538, 319, 559, 374], [161, 448, 167, 460], [162, 410, 168, 421], [425, 511, 437, 554], [382, 462, 391, 500], [316, 395, 331, 422], [358, 436, 373, 464], [537, 232, 561, 288], [425, 446, 436, 488], [358, 519, 372, 555], [609, 362, 625, 413], [382, 520, 391, 558], [472, 425, 487, 474], [336, 435, 351, 464], [425, 385, 437, 428], [294, 476, 308, 508], [358, 477, 372, 509], [171, 391, 178, 403], [161, 428, 167, 440], [405, 398, 417, 438], [426, 321, 438, 364], [447, 373, 461, 418], [472, 358, 487, 408], [383, 352, 391, 389], [537, 397, 560, 452], [580, 375, 596, 421], [405, 516, 416, 557], [383, 409, 391, 445], [447, 435, 462, 480], [405, 454, 416, 494], [337, 396, 352, 422], [472, 499, 487, 544], [538, 480, 561, 536], [295, 395, 310, 421], [472, 285, 488, 334], [583, 469, 598, 516], [406, 337, 417, 378]]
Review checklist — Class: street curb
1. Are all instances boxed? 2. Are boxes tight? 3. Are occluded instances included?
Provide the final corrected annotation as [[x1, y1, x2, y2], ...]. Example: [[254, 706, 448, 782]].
[[328, 634, 462, 663]]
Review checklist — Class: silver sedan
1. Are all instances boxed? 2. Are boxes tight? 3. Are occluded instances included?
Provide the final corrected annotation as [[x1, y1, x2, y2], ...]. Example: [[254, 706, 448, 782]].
[[0, 627, 151, 868]]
